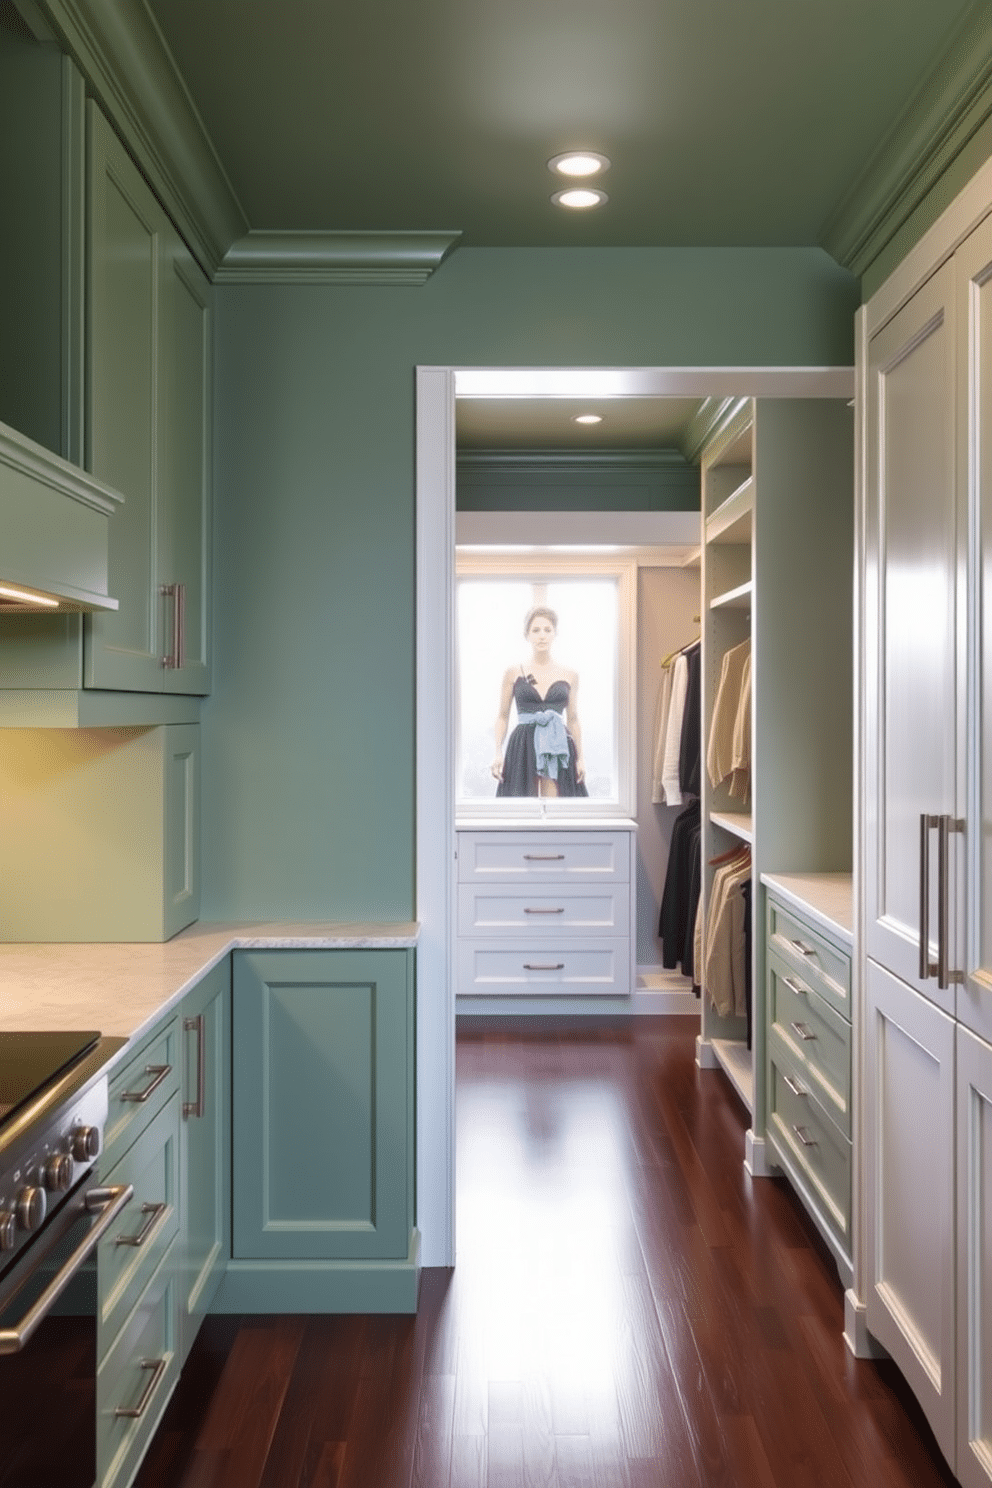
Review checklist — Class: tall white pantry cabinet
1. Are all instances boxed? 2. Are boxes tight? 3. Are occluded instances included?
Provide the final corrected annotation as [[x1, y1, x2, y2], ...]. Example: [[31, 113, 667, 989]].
[[860, 159, 992, 1487]]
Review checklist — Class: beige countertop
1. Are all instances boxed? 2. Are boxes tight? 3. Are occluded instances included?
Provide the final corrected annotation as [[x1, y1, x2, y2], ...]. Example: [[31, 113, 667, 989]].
[[759, 872, 853, 946], [0, 921, 419, 1051]]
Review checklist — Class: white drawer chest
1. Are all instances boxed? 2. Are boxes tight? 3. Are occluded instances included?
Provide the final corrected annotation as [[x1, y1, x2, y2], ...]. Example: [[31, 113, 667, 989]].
[[456, 822, 636, 999]]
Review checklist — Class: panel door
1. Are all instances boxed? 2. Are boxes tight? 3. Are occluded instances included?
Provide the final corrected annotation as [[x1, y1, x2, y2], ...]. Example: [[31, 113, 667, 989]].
[[865, 958, 956, 1464], [232, 950, 414, 1261], [158, 228, 211, 695], [85, 103, 166, 692], [179, 958, 230, 1366], [957, 1025, 992, 1488], [959, 216, 992, 1048], [864, 261, 964, 1016]]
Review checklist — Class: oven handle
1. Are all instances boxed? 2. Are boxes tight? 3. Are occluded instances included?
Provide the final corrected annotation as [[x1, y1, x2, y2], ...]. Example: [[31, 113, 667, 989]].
[[0, 1183, 134, 1357]]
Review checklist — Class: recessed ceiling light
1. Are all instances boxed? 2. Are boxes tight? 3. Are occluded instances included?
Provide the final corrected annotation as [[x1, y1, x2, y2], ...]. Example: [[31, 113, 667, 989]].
[[548, 152, 611, 178], [552, 188, 608, 210], [572, 413, 603, 425]]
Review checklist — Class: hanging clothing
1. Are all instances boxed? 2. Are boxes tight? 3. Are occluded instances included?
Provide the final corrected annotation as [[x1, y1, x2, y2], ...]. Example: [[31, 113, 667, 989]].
[[678, 642, 701, 799], [730, 651, 751, 799], [651, 662, 675, 803], [706, 637, 751, 796], [659, 652, 689, 806], [658, 799, 700, 976], [702, 848, 752, 1018]]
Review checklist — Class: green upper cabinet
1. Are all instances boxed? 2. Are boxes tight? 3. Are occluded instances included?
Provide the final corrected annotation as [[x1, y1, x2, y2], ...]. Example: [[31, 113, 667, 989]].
[[86, 103, 211, 696]]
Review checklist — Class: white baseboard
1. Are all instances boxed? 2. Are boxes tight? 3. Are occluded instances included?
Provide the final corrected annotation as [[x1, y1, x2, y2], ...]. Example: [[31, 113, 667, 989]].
[[844, 1290, 889, 1360], [634, 966, 699, 1016]]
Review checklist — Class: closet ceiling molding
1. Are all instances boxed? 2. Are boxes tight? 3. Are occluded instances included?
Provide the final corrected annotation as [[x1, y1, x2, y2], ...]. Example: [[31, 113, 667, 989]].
[[820, 0, 992, 283], [213, 230, 463, 285]]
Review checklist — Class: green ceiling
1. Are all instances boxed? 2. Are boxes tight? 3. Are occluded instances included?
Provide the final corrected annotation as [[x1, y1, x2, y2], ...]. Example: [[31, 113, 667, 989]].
[[144, 0, 980, 251]]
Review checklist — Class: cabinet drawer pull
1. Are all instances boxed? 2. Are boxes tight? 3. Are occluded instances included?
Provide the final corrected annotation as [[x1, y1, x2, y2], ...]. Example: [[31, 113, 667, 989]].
[[115, 1201, 168, 1249], [523, 853, 565, 861], [120, 1065, 172, 1104], [790, 1021, 816, 1042], [790, 938, 816, 957], [783, 976, 808, 996], [523, 907, 565, 915], [792, 1124, 817, 1149], [114, 1357, 168, 1419], [783, 1073, 807, 1098], [524, 962, 565, 971], [183, 1014, 206, 1119]]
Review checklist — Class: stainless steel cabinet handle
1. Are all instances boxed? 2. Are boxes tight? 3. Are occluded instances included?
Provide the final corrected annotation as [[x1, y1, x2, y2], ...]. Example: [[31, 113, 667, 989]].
[[183, 1014, 205, 1118], [523, 907, 565, 915], [792, 1124, 817, 1149], [114, 1357, 168, 1419], [783, 1073, 807, 1098], [920, 813, 939, 981], [115, 1201, 168, 1249], [176, 582, 186, 669], [783, 976, 808, 996], [0, 1184, 133, 1355], [161, 583, 180, 669], [937, 814, 965, 990], [120, 1064, 171, 1104], [524, 962, 565, 971], [790, 939, 816, 958], [523, 853, 565, 861], [790, 1021, 816, 1042]]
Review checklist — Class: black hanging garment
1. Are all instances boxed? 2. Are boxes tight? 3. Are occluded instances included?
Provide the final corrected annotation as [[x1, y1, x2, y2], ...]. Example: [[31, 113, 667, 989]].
[[658, 799, 701, 976]]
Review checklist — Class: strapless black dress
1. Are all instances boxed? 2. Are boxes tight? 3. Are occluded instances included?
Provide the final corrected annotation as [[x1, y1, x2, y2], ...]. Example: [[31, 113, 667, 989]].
[[496, 675, 588, 797]]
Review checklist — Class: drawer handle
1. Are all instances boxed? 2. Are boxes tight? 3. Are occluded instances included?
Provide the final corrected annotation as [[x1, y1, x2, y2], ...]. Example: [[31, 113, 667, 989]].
[[524, 962, 565, 971], [792, 1124, 817, 1149], [783, 977, 808, 996], [790, 1021, 816, 1042], [114, 1357, 168, 1419], [115, 1201, 168, 1249], [183, 1014, 206, 1119], [790, 938, 817, 957], [523, 907, 565, 915], [523, 853, 566, 861], [120, 1064, 172, 1104], [783, 1073, 807, 1098]]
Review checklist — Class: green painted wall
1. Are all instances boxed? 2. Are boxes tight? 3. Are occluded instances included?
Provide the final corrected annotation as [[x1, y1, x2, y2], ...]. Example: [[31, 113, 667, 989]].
[[202, 245, 858, 921], [456, 452, 701, 512]]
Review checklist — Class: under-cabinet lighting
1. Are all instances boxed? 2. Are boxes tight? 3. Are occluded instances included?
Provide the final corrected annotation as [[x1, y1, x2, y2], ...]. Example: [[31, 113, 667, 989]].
[[0, 583, 59, 607]]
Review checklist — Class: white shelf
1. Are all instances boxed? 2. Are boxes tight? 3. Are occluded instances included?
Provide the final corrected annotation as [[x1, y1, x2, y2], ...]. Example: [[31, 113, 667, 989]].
[[710, 810, 753, 843], [710, 579, 753, 611], [712, 1038, 753, 1112], [705, 476, 753, 544]]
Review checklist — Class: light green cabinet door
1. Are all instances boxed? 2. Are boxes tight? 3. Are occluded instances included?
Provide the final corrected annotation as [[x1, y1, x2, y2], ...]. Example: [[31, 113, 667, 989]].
[[179, 958, 230, 1364], [232, 950, 415, 1261]]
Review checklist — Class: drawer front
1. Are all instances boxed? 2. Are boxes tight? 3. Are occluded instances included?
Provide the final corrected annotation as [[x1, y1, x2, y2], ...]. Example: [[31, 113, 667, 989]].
[[458, 940, 628, 997], [99, 1093, 180, 1358], [458, 882, 631, 936], [104, 1018, 180, 1171], [458, 831, 630, 883], [767, 1051, 851, 1249], [768, 950, 851, 1135], [97, 1244, 178, 1488], [767, 896, 851, 1016]]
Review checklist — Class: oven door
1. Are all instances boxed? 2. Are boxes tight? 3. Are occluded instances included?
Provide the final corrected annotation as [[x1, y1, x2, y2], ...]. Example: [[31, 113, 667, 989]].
[[0, 1179, 132, 1488]]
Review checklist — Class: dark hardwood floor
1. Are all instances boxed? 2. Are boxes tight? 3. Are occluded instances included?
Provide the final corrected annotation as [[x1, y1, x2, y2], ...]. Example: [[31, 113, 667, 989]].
[[136, 1016, 958, 1488]]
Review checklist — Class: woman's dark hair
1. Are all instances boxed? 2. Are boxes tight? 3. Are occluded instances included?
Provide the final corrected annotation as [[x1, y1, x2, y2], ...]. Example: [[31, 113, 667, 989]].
[[523, 605, 558, 637]]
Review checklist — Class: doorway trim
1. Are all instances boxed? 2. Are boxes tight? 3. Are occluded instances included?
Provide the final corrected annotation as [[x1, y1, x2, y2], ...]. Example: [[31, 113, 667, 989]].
[[415, 364, 854, 1268]]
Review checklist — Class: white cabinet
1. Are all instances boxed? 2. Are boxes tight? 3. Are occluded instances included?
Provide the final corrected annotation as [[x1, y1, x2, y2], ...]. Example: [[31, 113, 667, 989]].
[[456, 826, 635, 999], [859, 158, 992, 1482]]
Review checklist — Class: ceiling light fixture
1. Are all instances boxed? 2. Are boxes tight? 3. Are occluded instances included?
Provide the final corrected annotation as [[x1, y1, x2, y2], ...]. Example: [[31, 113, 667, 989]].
[[552, 187, 608, 210], [572, 413, 603, 425], [548, 152, 610, 178]]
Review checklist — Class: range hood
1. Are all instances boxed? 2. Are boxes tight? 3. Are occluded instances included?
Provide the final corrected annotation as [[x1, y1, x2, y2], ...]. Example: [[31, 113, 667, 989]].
[[0, 420, 122, 612]]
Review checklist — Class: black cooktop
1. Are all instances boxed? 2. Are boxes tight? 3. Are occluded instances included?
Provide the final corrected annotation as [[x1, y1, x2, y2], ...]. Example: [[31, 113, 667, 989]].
[[0, 1030, 101, 1123]]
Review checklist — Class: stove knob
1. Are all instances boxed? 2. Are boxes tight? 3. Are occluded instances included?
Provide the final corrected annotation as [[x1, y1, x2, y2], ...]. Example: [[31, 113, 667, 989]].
[[43, 1153, 74, 1192], [71, 1125, 101, 1163], [0, 1211, 16, 1252], [16, 1186, 46, 1232]]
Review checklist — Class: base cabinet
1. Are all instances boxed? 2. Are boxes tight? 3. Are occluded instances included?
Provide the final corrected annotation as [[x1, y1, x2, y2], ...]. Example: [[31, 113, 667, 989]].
[[178, 959, 230, 1366], [957, 1025, 992, 1488]]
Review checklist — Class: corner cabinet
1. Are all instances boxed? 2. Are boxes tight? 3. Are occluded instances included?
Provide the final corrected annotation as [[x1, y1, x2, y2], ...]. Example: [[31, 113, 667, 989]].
[[224, 949, 419, 1313], [859, 159, 992, 1483]]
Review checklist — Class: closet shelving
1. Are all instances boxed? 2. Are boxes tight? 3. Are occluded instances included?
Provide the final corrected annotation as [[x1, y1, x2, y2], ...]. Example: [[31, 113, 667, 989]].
[[696, 398, 853, 1176]]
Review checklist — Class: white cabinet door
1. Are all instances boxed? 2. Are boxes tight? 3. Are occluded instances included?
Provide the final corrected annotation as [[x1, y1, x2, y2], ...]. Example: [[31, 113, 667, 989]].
[[864, 260, 964, 1018], [957, 1025, 992, 1488], [866, 958, 956, 1464], [959, 217, 992, 1048]]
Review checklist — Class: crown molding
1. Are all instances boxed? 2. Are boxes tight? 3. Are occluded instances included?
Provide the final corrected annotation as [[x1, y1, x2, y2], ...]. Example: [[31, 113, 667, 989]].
[[820, 1, 992, 279], [679, 396, 749, 465], [38, 0, 248, 275], [214, 230, 462, 285]]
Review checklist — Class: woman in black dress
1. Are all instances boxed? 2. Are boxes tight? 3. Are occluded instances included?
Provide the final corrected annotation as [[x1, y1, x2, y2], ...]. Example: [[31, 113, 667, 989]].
[[491, 606, 588, 797]]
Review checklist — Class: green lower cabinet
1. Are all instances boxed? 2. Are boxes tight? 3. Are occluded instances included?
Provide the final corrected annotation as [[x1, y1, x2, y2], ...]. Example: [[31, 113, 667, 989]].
[[218, 948, 419, 1313], [178, 958, 230, 1365]]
